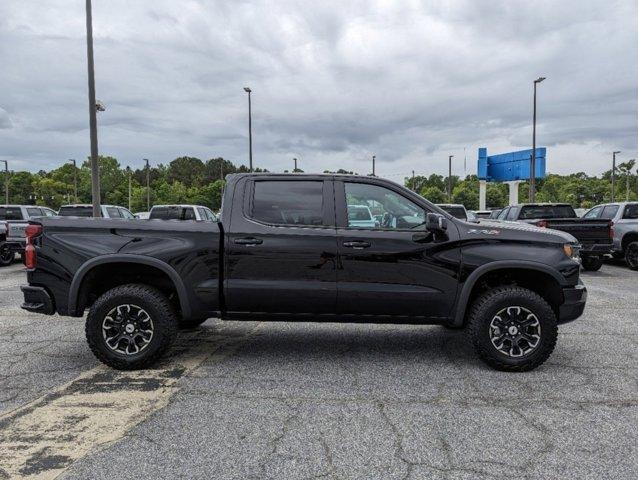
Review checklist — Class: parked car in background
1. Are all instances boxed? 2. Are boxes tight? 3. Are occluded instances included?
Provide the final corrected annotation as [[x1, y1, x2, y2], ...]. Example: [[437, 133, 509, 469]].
[[134, 212, 150, 219], [489, 209, 503, 219], [0, 205, 57, 265], [58, 204, 136, 219], [495, 203, 612, 271], [584, 202, 638, 270], [347, 205, 377, 228], [149, 205, 217, 221], [471, 210, 493, 219], [436, 204, 468, 221], [21, 173, 586, 372]]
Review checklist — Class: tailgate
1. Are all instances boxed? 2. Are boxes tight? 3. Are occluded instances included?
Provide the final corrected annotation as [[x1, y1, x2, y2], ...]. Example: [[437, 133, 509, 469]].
[[6, 221, 28, 242], [545, 219, 611, 244]]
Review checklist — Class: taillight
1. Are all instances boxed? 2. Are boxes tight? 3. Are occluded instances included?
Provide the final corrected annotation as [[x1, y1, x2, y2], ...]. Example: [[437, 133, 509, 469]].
[[24, 224, 42, 269], [537, 220, 548, 228]]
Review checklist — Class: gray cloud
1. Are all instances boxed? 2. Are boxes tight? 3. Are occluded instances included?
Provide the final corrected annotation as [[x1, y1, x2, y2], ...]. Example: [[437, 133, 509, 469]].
[[0, 0, 636, 177]]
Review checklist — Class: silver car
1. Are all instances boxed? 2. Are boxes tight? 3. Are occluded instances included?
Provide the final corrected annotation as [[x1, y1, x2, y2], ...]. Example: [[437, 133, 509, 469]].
[[584, 202, 638, 270]]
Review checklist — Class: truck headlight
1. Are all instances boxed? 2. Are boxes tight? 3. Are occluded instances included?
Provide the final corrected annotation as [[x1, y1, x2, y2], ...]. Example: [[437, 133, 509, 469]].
[[564, 243, 580, 261]]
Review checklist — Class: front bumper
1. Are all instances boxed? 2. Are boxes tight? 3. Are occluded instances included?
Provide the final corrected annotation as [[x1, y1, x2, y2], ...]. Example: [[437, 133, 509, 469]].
[[21, 285, 55, 315], [558, 282, 587, 324]]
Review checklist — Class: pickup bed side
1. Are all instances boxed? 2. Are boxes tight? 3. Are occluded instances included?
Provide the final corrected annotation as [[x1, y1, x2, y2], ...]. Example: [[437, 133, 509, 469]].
[[24, 218, 222, 321]]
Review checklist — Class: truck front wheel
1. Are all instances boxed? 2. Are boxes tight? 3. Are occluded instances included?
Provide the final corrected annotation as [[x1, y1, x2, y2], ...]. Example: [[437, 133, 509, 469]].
[[85, 284, 177, 370], [581, 256, 603, 271], [625, 242, 638, 271], [467, 286, 558, 372]]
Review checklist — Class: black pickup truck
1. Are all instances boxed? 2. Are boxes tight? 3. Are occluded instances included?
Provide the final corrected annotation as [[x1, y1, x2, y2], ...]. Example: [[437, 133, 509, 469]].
[[21, 174, 586, 372], [494, 203, 612, 271]]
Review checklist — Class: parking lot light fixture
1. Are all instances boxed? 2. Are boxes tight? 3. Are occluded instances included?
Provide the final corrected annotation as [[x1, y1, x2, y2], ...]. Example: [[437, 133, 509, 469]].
[[1, 160, 8, 204], [67, 159, 78, 202], [244, 87, 253, 172], [612, 151, 621, 202], [144, 159, 150, 211], [531, 76, 546, 203]]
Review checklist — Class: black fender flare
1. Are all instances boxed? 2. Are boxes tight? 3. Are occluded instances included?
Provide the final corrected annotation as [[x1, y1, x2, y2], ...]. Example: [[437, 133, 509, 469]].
[[451, 260, 566, 327], [68, 254, 191, 318]]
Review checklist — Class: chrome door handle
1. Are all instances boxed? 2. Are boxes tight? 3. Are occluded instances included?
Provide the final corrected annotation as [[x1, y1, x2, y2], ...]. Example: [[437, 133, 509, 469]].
[[343, 241, 371, 249]]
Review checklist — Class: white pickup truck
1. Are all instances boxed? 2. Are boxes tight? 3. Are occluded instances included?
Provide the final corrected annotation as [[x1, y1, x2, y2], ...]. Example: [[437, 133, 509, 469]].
[[1, 205, 57, 266]]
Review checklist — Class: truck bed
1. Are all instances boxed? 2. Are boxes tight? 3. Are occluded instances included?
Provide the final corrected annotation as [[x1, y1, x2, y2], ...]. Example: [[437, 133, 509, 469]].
[[542, 218, 612, 251]]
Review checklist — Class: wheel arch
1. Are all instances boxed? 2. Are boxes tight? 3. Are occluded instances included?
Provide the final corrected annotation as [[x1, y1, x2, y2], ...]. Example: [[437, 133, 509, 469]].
[[68, 254, 191, 318], [452, 261, 566, 327]]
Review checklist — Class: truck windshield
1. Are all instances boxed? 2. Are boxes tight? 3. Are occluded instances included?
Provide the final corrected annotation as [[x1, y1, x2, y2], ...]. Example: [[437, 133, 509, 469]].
[[150, 207, 196, 220], [58, 206, 94, 217], [519, 205, 576, 219]]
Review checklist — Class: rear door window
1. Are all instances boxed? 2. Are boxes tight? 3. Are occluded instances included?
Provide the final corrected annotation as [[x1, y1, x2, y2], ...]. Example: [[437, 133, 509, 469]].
[[600, 205, 619, 220], [106, 207, 122, 218], [119, 208, 135, 219], [26, 207, 44, 218], [251, 181, 325, 226], [623, 204, 638, 219], [506, 207, 519, 220], [197, 207, 208, 220], [497, 208, 509, 220], [584, 206, 602, 218]]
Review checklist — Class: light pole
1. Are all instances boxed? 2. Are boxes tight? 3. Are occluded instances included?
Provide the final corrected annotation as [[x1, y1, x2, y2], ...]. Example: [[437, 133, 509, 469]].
[[530, 76, 546, 202], [1, 160, 8, 204], [372, 155, 376, 176], [144, 159, 150, 211], [244, 87, 253, 172], [126, 166, 132, 210], [85, 0, 102, 217], [612, 151, 621, 202], [448, 155, 454, 201], [293, 158, 298, 172], [627, 159, 636, 202], [68, 159, 77, 202]]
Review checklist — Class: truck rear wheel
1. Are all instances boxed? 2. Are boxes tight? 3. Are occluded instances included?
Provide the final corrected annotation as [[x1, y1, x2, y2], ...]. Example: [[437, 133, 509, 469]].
[[467, 286, 558, 372], [581, 256, 603, 271], [85, 284, 177, 370], [0, 247, 13, 266], [626, 242, 638, 271]]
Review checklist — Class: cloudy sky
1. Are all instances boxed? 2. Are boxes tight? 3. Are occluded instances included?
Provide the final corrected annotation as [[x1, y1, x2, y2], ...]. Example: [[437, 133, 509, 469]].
[[1, 0, 636, 180]]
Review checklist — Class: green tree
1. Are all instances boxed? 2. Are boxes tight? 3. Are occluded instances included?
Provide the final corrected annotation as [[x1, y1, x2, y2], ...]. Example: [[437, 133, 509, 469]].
[[420, 186, 446, 203]]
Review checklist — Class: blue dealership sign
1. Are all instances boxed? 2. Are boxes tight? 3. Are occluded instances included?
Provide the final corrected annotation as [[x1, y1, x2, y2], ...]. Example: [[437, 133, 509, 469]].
[[478, 147, 546, 182]]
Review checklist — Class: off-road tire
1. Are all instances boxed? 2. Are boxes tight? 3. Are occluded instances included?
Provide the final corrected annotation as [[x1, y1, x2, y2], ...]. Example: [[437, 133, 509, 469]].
[[178, 317, 209, 329], [0, 247, 13, 267], [581, 256, 603, 271], [625, 242, 638, 271], [468, 286, 558, 372], [85, 284, 178, 370]]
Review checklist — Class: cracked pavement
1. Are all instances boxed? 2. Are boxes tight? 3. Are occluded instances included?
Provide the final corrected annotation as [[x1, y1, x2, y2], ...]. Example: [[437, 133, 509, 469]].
[[0, 261, 636, 479]]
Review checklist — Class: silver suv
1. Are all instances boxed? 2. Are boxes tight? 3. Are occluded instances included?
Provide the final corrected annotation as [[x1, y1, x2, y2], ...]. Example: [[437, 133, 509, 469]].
[[583, 202, 638, 270]]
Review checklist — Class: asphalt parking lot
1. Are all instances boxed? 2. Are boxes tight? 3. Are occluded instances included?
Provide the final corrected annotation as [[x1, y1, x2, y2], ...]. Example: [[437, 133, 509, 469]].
[[0, 261, 636, 479]]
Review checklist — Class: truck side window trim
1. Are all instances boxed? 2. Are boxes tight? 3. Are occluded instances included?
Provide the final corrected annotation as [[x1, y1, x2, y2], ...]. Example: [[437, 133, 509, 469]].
[[334, 180, 432, 231], [244, 179, 335, 229]]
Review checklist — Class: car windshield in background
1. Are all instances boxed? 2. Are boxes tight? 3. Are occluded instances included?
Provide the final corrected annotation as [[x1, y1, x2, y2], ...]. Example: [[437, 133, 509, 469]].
[[624, 204, 638, 219], [58, 206, 93, 217], [150, 207, 196, 220], [0, 207, 24, 220], [440, 206, 466, 219], [519, 205, 576, 219]]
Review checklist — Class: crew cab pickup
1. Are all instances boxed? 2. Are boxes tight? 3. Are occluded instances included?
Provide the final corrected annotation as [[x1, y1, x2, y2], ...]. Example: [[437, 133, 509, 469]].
[[21, 174, 587, 372], [495, 203, 612, 271], [0, 205, 57, 265]]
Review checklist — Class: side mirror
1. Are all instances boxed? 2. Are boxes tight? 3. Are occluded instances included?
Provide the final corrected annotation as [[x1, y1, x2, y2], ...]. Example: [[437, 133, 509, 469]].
[[426, 213, 447, 233]]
